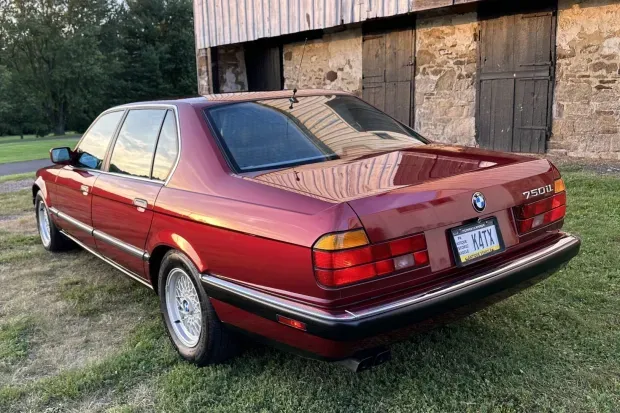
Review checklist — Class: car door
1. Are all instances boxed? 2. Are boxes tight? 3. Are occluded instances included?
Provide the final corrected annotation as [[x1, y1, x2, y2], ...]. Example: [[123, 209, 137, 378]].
[[91, 108, 179, 279], [52, 110, 125, 249]]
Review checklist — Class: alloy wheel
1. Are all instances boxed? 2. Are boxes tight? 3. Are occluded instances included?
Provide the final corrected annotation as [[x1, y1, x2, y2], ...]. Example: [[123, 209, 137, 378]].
[[165, 268, 202, 347]]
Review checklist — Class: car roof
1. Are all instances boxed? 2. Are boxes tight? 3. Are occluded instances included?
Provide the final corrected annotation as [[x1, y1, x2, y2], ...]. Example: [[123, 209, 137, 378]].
[[108, 89, 354, 110]]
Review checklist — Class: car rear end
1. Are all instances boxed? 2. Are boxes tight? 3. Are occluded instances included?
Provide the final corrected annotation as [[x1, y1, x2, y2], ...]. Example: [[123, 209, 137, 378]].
[[198, 93, 580, 370], [202, 155, 579, 370]]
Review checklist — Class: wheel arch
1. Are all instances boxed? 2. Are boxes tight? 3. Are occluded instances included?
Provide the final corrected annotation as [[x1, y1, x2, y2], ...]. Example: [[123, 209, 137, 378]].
[[147, 234, 209, 294], [32, 176, 49, 205]]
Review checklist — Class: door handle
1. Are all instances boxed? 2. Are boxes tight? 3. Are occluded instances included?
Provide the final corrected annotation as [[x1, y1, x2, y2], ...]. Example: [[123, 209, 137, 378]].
[[133, 198, 148, 210], [80, 185, 89, 196]]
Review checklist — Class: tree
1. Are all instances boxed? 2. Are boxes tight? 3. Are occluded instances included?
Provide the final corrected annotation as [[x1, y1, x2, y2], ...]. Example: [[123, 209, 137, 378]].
[[0, 0, 118, 135], [114, 0, 196, 102], [0, 0, 196, 135]]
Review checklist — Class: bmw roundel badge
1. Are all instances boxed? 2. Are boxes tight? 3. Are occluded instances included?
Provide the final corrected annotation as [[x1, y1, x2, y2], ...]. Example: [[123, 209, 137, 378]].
[[472, 192, 486, 213]]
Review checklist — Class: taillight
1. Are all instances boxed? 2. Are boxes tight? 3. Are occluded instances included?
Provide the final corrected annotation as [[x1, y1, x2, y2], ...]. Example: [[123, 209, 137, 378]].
[[515, 178, 566, 234], [312, 230, 429, 287]]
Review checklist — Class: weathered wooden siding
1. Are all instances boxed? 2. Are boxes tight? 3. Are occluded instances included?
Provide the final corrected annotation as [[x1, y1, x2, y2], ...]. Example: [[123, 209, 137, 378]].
[[193, 0, 483, 49]]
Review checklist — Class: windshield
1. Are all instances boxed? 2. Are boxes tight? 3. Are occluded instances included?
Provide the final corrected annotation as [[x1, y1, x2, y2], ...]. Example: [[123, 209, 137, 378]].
[[205, 95, 427, 173]]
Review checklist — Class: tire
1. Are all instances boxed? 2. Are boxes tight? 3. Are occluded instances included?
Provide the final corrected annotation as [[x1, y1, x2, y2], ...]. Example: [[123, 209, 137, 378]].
[[158, 250, 239, 366], [35, 192, 71, 252]]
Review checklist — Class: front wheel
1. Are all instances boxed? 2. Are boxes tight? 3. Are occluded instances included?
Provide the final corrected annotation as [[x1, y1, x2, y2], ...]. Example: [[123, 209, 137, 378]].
[[35, 192, 71, 252], [158, 250, 239, 366]]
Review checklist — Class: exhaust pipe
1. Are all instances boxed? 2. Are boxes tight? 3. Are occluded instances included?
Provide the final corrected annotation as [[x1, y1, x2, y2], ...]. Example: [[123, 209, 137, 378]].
[[337, 348, 392, 372]]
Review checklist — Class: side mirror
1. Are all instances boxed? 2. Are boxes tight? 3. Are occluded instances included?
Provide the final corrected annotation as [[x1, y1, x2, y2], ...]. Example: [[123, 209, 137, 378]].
[[50, 147, 72, 165], [77, 152, 100, 169]]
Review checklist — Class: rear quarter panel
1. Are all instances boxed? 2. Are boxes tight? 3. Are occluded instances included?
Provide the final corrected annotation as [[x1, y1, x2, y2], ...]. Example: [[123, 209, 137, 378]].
[[146, 184, 364, 306]]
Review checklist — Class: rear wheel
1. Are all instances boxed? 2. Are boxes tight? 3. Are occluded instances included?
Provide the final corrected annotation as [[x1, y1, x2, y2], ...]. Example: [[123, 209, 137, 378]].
[[158, 250, 239, 366], [35, 192, 71, 252]]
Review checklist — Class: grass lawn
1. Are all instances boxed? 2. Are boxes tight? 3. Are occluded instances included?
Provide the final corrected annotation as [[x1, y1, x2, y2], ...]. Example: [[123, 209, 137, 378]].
[[0, 172, 35, 184], [0, 133, 80, 144], [0, 167, 618, 412], [0, 137, 80, 164]]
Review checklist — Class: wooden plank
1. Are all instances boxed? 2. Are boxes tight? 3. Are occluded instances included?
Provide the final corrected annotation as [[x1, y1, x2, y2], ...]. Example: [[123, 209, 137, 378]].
[[491, 79, 515, 152], [362, 35, 386, 84], [477, 80, 493, 149], [480, 15, 514, 73], [385, 29, 413, 82], [363, 83, 386, 113], [385, 81, 412, 125]]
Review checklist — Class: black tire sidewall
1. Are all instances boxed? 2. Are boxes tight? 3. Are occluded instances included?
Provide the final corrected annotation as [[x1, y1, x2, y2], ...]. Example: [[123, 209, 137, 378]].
[[35, 192, 54, 251], [158, 251, 212, 363]]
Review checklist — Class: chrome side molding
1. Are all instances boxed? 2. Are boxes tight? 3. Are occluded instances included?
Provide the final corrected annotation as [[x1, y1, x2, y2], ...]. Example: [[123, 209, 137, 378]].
[[94, 230, 149, 260], [60, 230, 153, 289], [50, 207, 150, 261]]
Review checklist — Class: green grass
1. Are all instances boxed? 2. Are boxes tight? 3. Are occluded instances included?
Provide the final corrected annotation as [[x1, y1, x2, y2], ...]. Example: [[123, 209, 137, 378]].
[[0, 133, 80, 144], [0, 137, 80, 164], [0, 168, 619, 412], [0, 173, 35, 183], [0, 189, 32, 217], [0, 318, 35, 365]]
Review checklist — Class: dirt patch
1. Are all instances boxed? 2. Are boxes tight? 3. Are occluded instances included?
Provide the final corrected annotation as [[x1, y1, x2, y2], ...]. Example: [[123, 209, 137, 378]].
[[0, 179, 32, 194], [0, 213, 157, 387]]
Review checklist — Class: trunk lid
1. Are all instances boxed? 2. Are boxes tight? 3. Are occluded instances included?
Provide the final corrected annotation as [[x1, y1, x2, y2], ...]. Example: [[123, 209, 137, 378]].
[[251, 144, 532, 203]]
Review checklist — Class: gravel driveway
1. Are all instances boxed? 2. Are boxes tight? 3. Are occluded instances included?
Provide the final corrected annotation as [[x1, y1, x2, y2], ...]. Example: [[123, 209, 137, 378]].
[[0, 179, 33, 194]]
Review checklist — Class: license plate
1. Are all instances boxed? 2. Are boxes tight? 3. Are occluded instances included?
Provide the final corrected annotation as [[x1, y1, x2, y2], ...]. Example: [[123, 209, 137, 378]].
[[450, 218, 504, 266]]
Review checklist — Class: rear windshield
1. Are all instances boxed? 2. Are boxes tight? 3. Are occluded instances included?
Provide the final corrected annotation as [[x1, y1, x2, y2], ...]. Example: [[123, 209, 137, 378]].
[[205, 95, 426, 172]]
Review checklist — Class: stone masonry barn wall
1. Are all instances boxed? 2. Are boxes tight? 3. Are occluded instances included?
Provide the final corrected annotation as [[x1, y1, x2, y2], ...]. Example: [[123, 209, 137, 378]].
[[282, 29, 363, 95], [414, 12, 478, 146], [552, 0, 620, 159]]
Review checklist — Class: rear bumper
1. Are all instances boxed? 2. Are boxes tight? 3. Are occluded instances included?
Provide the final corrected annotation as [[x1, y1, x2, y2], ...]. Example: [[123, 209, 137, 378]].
[[201, 233, 580, 349]]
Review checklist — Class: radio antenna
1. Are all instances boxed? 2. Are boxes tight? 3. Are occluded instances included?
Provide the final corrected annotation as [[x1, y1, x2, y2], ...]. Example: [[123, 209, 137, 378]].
[[289, 38, 308, 109]]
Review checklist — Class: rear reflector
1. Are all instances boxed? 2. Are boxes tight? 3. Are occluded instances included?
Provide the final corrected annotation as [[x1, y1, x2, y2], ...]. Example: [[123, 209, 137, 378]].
[[515, 178, 566, 234], [312, 231, 429, 287], [277, 315, 307, 331]]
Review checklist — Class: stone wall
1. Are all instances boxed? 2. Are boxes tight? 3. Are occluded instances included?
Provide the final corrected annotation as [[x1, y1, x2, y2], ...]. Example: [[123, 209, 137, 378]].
[[282, 29, 363, 95], [217, 44, 248, 92], [414, 12, 478, 146], [552, 0, 620, 159], [196, 48, 211, 95]]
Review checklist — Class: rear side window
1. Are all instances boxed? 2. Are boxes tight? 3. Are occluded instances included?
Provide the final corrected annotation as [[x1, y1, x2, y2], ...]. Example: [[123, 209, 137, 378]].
[[151, 110, 178, 181], [75, 111, 124, 170], [109, 109, 167, 179]]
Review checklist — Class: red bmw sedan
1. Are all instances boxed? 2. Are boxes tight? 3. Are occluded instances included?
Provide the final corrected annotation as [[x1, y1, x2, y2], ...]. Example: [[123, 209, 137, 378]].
[[34, 90, 580, 371]]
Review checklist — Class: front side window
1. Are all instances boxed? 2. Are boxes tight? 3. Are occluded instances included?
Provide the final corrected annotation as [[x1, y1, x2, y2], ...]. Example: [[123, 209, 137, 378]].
[[109, 109, 167, 178], [205, 95, 426, 173], [151, 110, 179, 181], [75, 111, 124, 170]]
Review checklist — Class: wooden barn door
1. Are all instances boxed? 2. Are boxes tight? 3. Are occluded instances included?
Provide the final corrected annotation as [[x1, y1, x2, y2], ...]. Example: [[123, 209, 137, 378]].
[[477, 3, 556, 153], [362, 28, 415, 127]]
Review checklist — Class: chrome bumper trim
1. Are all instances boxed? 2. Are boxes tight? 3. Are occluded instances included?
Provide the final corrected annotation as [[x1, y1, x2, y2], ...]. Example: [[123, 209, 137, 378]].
[[201, 234, 580, 322]]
